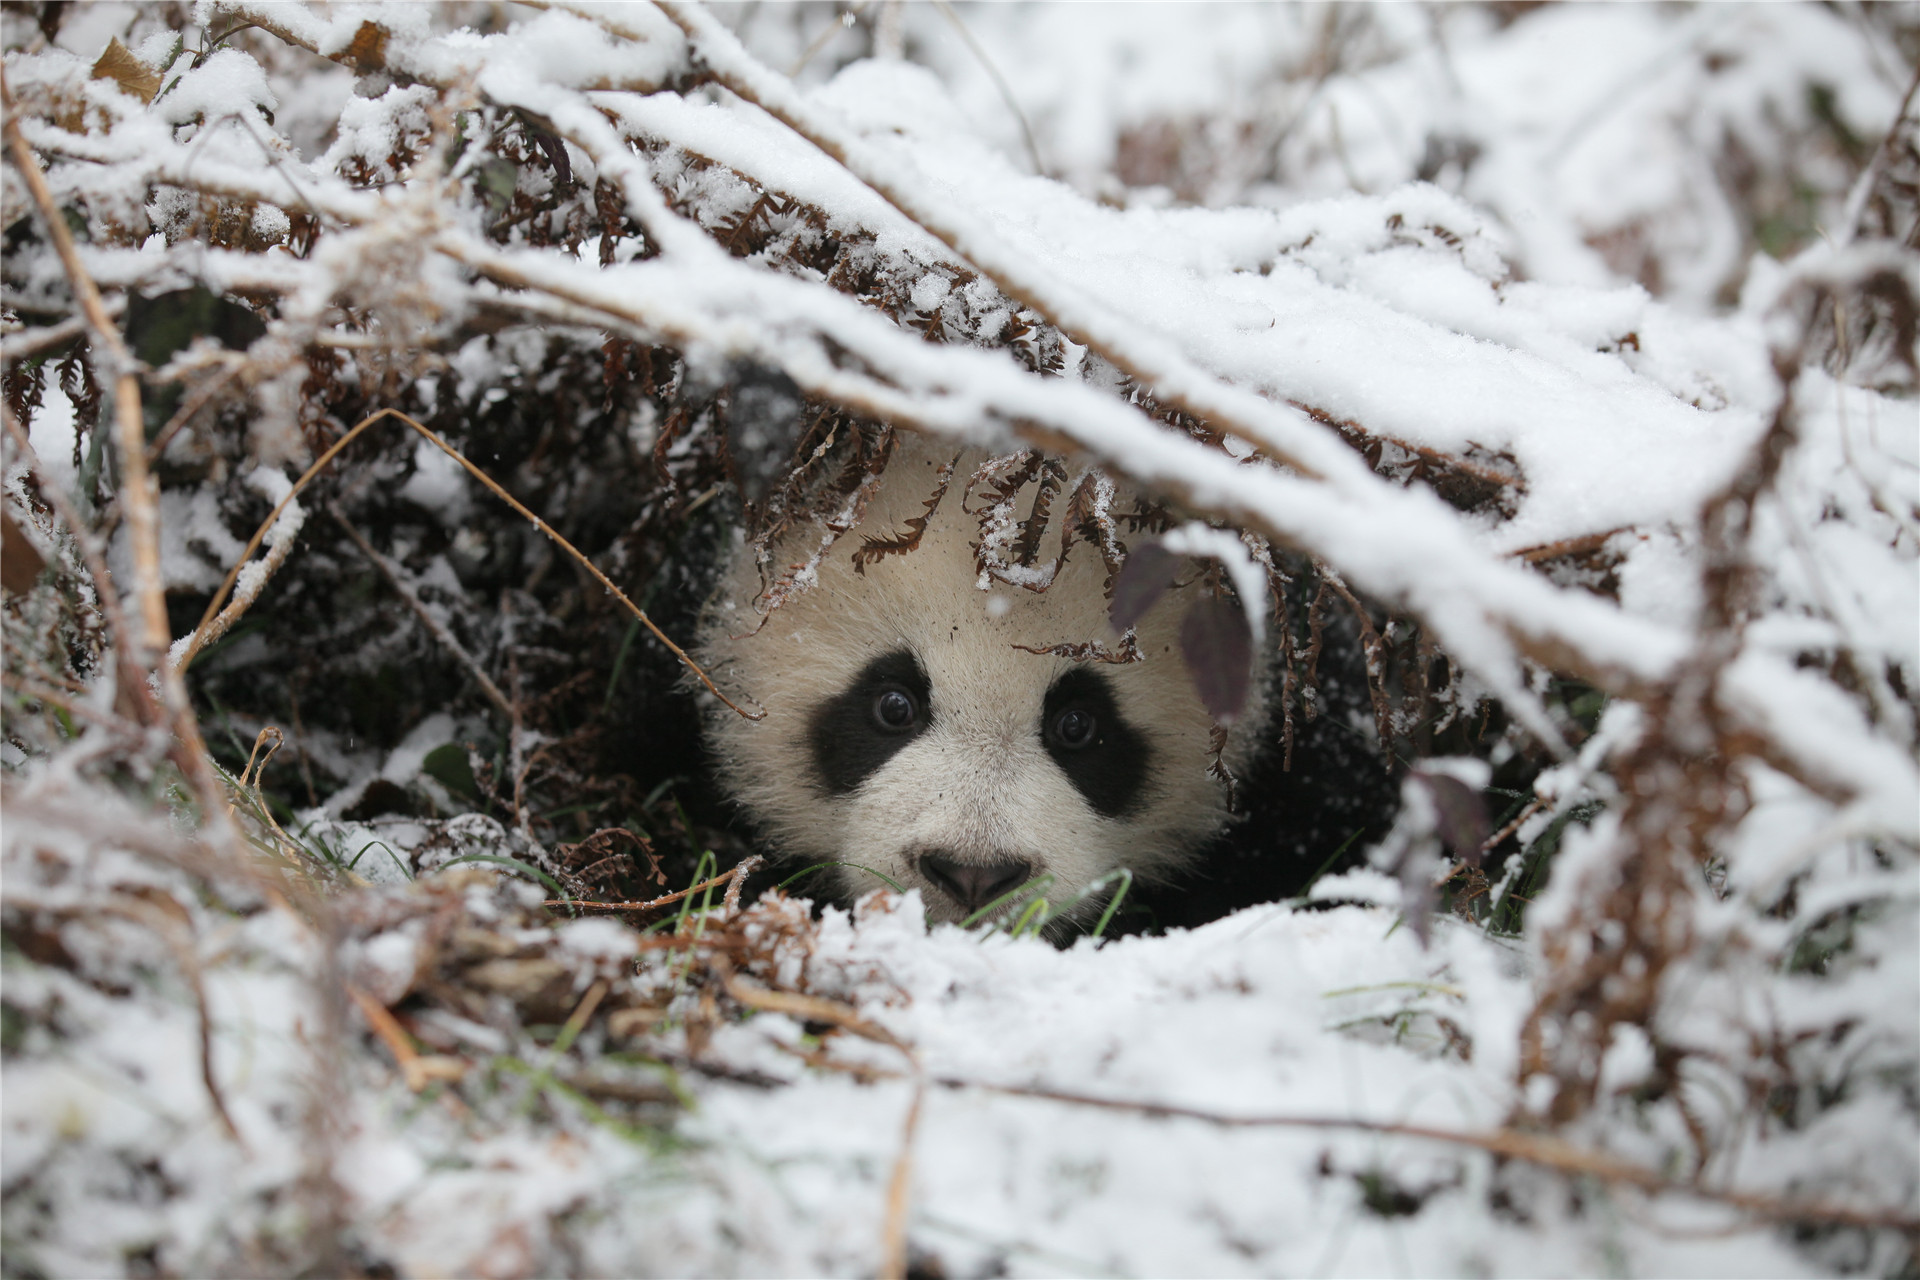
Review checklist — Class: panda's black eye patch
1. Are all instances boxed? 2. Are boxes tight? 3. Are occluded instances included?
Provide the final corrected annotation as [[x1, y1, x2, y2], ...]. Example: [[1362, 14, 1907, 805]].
[[809, 649, 932, 795], [1041, 668, 1149, 818]]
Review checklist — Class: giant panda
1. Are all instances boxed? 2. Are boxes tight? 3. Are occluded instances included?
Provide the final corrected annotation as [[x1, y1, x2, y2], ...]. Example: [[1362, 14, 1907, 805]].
[[695, 428, 1273, 931]]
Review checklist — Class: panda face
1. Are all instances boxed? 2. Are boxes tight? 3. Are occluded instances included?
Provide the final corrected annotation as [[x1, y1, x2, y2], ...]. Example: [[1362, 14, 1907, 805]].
[[697, 435, 1262, 930], [794, 645, 1159, 920]]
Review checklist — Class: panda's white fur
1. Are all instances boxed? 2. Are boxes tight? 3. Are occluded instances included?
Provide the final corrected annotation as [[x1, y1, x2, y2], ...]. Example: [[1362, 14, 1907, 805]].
[[697, 432, 1264, 928]]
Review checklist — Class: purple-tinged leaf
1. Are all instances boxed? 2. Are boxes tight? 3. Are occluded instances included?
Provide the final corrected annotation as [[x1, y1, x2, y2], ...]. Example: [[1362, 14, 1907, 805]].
[[1399, 874, 1436, 948], [1179, 595, 1253, 723], [1413, 771, 1490, 867], [1109, 541, 1181, 632]]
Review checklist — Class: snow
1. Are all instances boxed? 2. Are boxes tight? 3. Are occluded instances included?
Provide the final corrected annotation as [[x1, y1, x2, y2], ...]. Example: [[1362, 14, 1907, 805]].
[[378, 712, 459, 787], [911, 4, 1901, 309], [154, 48, 277, 129], [130, 484, 249, 593], [244, 463, 306, 551], [320, 82, 438, 185], [4, 2, 1916, 1277], [554, 917, 640, 967], [0, 783, 1843, 1277], [22, 378, 76, 476], [396, 435, 472, 525]]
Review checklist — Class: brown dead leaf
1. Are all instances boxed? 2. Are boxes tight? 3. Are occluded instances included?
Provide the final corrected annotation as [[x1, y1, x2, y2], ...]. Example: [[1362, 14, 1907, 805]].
[[344, 20, 389, 70], [1, 512, 47, 594], [90, 39, 160, 104]]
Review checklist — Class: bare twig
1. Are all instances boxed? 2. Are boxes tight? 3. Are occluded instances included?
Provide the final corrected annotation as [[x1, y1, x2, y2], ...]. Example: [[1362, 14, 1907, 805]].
[[793, 1039, 1920, 1236], [722, 854, 765, 913], [0, 298, 125, 363], [237, 724, 282, 790], [180, 407, 387, 668], [0, 671, 141, 736], [2, 73, 166, 667], [3, 71, 242, 860], [1512, 528, 1628, 564], [553, 854, 764, 917], [723, 971, 924, 1277], [145, 363, 242, 465], [1837, 61, 1920, 248], [186, 487, 307, 668], [85, 897, 248, 1149], [930, 1077, 1919, 1234], [931, 0, 1046, 176], [329, 502, 515, 720], [725, 974, 907, 1050], [1481, 798, 1544, 855], [788, 3, 863, 76], [347, 985, 468, 1092], [1318, 564, 1396, 764], [732, 996, 1917, 1236], [879, 1074, 925, 1280], [555, 978, 610, 1050]]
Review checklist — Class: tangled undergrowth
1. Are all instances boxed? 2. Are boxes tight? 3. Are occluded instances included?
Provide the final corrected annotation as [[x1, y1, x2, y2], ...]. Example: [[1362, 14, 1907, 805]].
[[2, 4, 1916, 1277]]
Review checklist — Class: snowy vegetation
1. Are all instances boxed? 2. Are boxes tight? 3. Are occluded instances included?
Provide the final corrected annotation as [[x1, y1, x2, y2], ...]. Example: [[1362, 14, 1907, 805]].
[[1, 3, 1915, 1276]]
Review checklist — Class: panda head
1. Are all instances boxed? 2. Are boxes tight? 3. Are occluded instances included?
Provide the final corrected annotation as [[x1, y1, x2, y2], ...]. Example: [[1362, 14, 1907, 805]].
[[697, 434, 1263, 930]]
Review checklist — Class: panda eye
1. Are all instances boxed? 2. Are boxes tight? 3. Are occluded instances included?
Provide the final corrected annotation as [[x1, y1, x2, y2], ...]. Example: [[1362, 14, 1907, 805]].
[[873, 687, 919, 732], [1051, 707, 1097, 749]]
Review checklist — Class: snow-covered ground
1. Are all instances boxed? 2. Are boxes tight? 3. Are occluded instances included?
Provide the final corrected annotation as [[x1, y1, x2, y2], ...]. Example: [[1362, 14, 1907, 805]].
[[2, 783, 1855, 1278]]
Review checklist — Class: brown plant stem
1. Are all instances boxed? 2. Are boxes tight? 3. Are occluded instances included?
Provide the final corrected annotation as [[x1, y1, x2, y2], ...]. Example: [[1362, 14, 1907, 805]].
[[1517, 327, 1814, 1128], [329, 502, 516, 720], [0, 672, 139, 735], [347, 985, 468, 1093], [2, 74, 166, 666], [551, 855, 763, 918], [3, 71, 244, 860], [145, 363, 242, 466], [879, 1075, 925, 1280], [940, 1077, 1919, 1234], [86, 897, 248, 1149], [724, 971, 923, 1277]]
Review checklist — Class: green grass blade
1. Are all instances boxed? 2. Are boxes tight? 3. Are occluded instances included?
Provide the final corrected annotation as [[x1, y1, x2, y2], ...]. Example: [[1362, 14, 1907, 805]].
[[441, 853, 571, 905], [776, 861, 909, 894]]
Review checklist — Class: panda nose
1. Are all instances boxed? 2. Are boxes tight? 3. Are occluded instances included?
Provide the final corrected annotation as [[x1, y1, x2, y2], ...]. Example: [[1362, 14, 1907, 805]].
[[919, 852, 1032, 915]]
